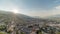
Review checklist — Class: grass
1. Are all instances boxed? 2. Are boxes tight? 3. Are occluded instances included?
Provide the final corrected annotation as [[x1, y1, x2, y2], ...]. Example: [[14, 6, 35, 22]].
[[56, 32, 60, 34], [0, 31, 8, 34]]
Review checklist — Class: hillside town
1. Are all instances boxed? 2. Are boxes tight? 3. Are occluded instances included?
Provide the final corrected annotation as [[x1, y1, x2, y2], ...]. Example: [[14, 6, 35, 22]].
[[0, 12, 60, 34]]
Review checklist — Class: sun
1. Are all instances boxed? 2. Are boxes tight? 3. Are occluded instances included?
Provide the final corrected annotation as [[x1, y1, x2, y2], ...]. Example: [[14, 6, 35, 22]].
[[12, 9, 19, 13]]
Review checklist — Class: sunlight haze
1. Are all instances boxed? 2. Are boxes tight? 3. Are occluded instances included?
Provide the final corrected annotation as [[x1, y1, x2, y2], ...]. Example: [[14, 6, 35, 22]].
[[0, 0, 60, 17]]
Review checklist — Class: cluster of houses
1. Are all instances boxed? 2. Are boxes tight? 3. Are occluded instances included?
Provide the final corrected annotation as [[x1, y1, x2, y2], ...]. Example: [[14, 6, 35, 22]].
[[7, 18, 60, 34]]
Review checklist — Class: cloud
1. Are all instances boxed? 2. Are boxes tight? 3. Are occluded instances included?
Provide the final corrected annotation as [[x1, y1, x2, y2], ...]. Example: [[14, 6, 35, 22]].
[[52, 6, 60, 15]]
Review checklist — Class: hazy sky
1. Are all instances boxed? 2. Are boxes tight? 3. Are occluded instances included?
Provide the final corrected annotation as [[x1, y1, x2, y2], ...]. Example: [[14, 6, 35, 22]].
[[0, 0, 60, 17]]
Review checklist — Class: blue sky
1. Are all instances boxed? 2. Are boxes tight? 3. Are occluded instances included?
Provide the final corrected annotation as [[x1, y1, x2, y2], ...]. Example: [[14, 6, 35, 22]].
[[0, 0, 60, 17]]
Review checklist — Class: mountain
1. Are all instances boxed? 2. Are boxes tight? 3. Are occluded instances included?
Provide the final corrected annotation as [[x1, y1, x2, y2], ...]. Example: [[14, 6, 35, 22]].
[[0, 11, 59, 25], [0, 11, 60, 25], [0, 11, 60, 34], [32, 15, 60, 21], [0, 11, 45, 25], [0, 11, 48, 34], [46, 14, 60, 22]]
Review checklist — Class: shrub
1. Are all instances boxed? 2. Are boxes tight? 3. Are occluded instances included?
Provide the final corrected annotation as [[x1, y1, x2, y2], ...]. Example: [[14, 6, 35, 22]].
[[0, 25, 6, 31]]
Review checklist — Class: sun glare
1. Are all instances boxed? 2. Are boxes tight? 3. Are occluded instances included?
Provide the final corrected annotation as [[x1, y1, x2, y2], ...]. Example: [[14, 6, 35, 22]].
[[12, 9, 19, 13]]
